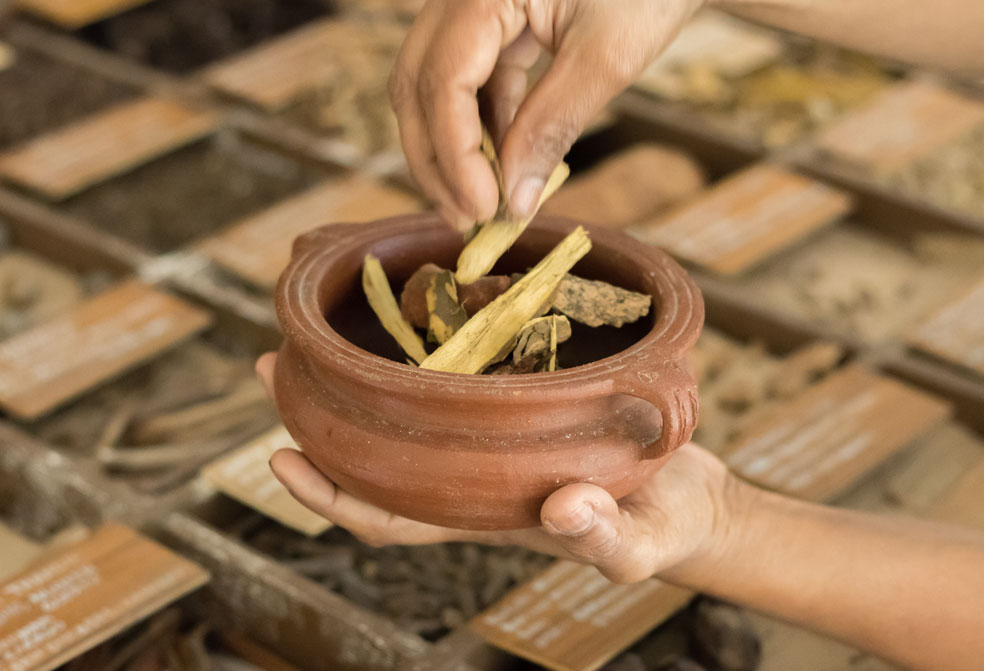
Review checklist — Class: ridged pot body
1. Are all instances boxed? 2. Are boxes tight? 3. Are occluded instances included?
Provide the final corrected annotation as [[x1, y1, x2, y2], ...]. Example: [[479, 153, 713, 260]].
[[274, 215, 703, 530]]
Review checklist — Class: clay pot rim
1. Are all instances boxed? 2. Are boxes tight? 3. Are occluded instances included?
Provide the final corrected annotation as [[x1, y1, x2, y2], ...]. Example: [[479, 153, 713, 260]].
[[277, 214, 702, 392]]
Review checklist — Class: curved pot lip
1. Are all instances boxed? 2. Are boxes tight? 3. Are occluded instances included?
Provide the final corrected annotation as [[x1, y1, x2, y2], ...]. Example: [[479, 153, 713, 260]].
[[277, 213, 703, 394]]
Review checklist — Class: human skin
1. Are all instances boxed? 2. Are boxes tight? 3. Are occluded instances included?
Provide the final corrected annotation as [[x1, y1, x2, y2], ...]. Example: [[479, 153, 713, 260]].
[[387, 0, 984, 230], [256, 353, 984, 671]]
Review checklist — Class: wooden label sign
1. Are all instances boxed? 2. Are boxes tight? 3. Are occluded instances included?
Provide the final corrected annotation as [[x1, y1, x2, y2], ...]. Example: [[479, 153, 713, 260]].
[[930, 459, 984, 530], [202, 425, 332, 536], [470, 561, 693, 671], [630, 164, 852, 275], [0, 97, 219, 200], [0, 524, 208, 671], [815, 81, 984, 173], [204, 19, 351, 112], [15, 0, 152, 28], [723, 365, 950, 503], [906, 276, 984, 377], [0, 279, 212, 419], [198, 176, 422, 290]]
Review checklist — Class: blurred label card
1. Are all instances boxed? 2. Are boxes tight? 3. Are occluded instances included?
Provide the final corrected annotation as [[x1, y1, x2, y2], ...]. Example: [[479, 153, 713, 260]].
[[15, 0, 153, 27], [0, 523, 208, 671], [930, 459, 984, 530], [471, 561, 693, 671], [0, 524, 42, 582], [0, 97, 219, 199], [906, 276, 984, 377], [203, 425, 332, 536], [198, 176, 422, 290], [816, 81, 984, 173], [724, 365, 950, 502], [630, 164, 851, 275], [0, 279, 212, 419]]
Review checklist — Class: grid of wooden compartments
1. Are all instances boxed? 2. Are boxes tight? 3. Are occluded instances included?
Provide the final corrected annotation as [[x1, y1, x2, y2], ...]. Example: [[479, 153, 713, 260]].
[[1, 2, 984, 671]]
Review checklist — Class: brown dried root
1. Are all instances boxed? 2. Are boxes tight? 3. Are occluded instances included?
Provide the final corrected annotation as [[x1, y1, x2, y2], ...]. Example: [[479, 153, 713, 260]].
[[401, 263, 512, 328], [426, 269, 468, 345]]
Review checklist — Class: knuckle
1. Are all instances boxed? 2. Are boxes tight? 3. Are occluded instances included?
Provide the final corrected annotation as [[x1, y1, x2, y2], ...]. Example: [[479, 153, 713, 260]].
[[576, 527, 623, 563], [416, 69, 443, 105], [530, 120, 578, 164]]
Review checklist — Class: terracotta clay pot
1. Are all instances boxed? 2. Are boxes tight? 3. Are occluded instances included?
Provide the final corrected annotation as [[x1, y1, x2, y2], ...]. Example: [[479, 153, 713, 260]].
[[274, 214, 703, 530]]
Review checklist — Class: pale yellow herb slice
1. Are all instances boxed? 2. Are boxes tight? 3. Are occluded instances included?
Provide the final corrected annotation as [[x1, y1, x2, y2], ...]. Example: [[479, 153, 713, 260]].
[[362, 254, 427, 364]]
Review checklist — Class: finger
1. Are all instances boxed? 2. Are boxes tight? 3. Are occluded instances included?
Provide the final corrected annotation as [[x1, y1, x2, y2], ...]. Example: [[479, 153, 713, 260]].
[[499, 35, 638, 217], [479, 28, 541, 147], [254, 352, 277, 402], [541, 483, 653, 583], [416, 1, 526, 223], [269, 449, 467, 546]]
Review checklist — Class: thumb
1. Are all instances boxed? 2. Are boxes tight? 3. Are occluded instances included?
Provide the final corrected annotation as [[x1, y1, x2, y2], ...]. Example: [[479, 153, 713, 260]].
[[498, 38, 637, 218], [541, 483, 653, 584]]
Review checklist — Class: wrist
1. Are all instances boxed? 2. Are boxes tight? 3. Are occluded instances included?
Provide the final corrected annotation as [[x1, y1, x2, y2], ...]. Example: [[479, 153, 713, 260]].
[[658, 470, 766, 590]]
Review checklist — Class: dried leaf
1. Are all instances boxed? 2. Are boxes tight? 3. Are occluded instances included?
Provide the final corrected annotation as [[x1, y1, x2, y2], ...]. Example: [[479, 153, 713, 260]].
[[551, 274, 651, 327], [421, 227, 591, 374], [456, 128, 570, 284], [363, 254, 428, 364], [426, 269, 468, 345]]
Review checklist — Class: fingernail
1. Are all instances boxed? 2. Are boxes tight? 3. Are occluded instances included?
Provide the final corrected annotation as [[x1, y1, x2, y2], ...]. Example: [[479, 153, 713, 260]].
[[545, 501, 595, 536], [509, 176, 544, 218]]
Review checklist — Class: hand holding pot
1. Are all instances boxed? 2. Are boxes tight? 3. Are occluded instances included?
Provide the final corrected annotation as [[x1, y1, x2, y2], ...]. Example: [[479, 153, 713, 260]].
[[257, 351, 740, 584]]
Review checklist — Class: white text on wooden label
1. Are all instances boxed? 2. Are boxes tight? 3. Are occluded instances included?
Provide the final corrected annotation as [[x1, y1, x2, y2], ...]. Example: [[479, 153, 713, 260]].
[[724, 365, 950, 502], [202, 425, 332, 536], [471, 561, 693, 671], [0, 524, 208, 671], [816, 81, 984, 173], [630, 164, 851, 275], [0, 279, 212, 419]]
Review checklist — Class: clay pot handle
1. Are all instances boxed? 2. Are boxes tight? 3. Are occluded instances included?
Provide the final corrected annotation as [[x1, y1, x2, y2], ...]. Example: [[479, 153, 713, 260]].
[[291, 223, 368, 258], [612, 357, 699, 460]]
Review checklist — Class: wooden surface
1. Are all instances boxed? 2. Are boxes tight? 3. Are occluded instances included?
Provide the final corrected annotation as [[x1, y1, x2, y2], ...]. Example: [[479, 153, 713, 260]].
[[724, 364, 950, 502], [930, 459, 984, 530], [203, 18, 355, 111], [0, 279, 212, 419], [470, 561, 693, 671], [202, 425, 333, 536], [198, 175, 422, 290], [0, 524, 208, 671], [0, 522, 43, 582], [15, 0, 152, 28], [906, 275, 984, 378], [0, 97, 220, 200], [630, 164, 852, 275], [815, 80, 984, 173]]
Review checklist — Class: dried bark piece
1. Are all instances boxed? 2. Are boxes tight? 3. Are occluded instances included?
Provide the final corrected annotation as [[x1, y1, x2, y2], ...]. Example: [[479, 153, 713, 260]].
[[456, 128, 570, 284], [513, 315, 571, 365], [551, 274, 651, 327], [400, 263, 512, 328], [691, 598, 761, 671], [421, 227, 591, 374], [363, 253, 428, 364], [765, 341, 843, 398], [426, 269, 468, 345], [542, 144, 707, 227]]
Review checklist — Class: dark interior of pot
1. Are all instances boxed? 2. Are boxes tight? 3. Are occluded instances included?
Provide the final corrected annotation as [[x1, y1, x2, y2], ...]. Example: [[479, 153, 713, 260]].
[[324, 222, 657, 368]]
